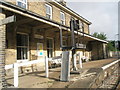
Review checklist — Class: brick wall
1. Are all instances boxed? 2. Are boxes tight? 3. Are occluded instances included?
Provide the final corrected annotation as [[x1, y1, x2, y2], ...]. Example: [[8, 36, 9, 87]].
[[5, 25, 62, 64], [5, 25, 16, 64], [4, 0, 90, 34], [84, 23, 89, 34], [0, 11, 6, 88]]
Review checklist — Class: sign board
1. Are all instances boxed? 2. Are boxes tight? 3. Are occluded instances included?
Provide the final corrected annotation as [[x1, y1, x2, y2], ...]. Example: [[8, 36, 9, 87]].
[[0, 15, 16, 26], [35, 34, 44, 39], [76, 43, 86, 49], [37, 43, 43, 56]]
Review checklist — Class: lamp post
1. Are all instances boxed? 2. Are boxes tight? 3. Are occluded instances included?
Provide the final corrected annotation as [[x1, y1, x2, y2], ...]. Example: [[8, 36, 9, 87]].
[[115, 34, 119, 59]]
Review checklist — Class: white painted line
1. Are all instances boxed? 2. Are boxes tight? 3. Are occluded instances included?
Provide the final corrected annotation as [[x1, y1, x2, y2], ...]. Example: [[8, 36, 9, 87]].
[[102, 59, 120, 70]]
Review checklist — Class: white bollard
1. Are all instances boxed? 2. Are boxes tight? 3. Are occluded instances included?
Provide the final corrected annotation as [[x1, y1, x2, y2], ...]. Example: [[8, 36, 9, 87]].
[[79, 53, 83, 68], [45, 56, 49, 78], [60, 51, 70, 82], [14, 63, 18, 87]]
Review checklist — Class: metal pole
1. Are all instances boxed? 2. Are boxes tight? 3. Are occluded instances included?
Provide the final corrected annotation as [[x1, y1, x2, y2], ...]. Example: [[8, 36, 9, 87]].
[[70, 19, 77, 71], [60, 51, 70, 82], [59, 26, 63, 49], [45, 56, 49, 78], [115, 34, 119, 58], [117, 40, 119, 59], [14, 63, 18, 87], [70, 19, 75, 48]]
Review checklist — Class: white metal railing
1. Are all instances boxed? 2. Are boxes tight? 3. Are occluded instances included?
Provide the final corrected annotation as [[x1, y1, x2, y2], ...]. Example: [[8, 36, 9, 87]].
[[5, 64, 14, 70], [5, 54, 83, 87], [5, 57, 49, 87], [102, 59, 120, 70]]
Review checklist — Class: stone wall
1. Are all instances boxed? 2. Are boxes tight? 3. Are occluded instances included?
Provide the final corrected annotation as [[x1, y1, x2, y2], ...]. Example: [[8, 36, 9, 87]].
[[84, 22, 89, 34], [5, 22, 93, 75], [5, 23, 64, 74], [90, 61, 120, 88], [91, 41, 107, 60]]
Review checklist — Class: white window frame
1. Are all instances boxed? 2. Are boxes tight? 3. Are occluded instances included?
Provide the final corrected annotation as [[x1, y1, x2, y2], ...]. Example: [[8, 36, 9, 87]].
[[16, 0, 27, 9], [46, 37, 54, 58], [16, 32, 29, 62], [79, 20, 84, 32], [60, 12, 65, 25], [45, 4, 52, 20]]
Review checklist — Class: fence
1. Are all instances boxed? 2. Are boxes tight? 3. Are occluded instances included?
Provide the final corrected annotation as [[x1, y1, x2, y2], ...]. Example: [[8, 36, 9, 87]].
[[5, 57, 49, 87], [4, 53, 84, 87]]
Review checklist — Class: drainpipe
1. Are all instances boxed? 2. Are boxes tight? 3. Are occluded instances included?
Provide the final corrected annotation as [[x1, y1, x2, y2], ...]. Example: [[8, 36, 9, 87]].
[[59, 26, 63, 49]]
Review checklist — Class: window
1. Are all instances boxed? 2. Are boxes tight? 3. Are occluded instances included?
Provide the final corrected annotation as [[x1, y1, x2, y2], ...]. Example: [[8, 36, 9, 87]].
[[62, 36, 67, 47], [45, 4, 52, 19], [17, 34, 29, 60], [79, 21, 84, 32], [60, 12, 65, 25], [47, 38, 53, 58], [17, 0, 27, 9]]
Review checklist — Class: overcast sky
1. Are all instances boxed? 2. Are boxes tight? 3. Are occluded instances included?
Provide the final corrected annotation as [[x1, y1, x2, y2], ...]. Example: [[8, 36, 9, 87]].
[[66, 1, 118, 40]]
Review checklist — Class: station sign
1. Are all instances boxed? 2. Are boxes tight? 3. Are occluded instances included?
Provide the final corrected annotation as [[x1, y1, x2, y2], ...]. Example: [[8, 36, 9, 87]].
[[76, 43, 86, 49], [37, 43, 43, 56]]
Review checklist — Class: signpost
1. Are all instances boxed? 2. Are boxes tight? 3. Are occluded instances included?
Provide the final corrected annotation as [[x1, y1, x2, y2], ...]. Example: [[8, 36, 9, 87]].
[[60, 18, 81, 81], [70, 18, 78, 71]]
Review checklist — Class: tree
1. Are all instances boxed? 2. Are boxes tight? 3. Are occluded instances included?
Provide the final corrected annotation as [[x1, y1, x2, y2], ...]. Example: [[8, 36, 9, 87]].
[[92, 32, 115, 51], [93, 32, 107, 40], [107, 41, 116, 51]]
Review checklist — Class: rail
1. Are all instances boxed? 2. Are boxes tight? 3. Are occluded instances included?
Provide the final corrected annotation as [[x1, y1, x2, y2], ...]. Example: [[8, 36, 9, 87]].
[[5, 57, 49, 87]]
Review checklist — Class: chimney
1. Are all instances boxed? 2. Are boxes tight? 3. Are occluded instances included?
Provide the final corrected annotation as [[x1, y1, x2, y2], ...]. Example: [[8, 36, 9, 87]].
[[57, 0, 66, 6]]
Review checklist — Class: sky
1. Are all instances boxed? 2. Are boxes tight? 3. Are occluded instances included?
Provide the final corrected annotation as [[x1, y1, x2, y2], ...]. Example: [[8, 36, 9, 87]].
[[66, 0, 118, 40]]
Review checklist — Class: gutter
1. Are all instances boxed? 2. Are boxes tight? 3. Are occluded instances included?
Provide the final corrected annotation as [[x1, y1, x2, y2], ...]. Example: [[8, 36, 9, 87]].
[[0, 4, 58, 28], [0, 0, 69, 29], [0, 1, 107, 43], [73, 30, 108, 43], [84, 34, 108, 43], [51, 0, 92, 25]]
